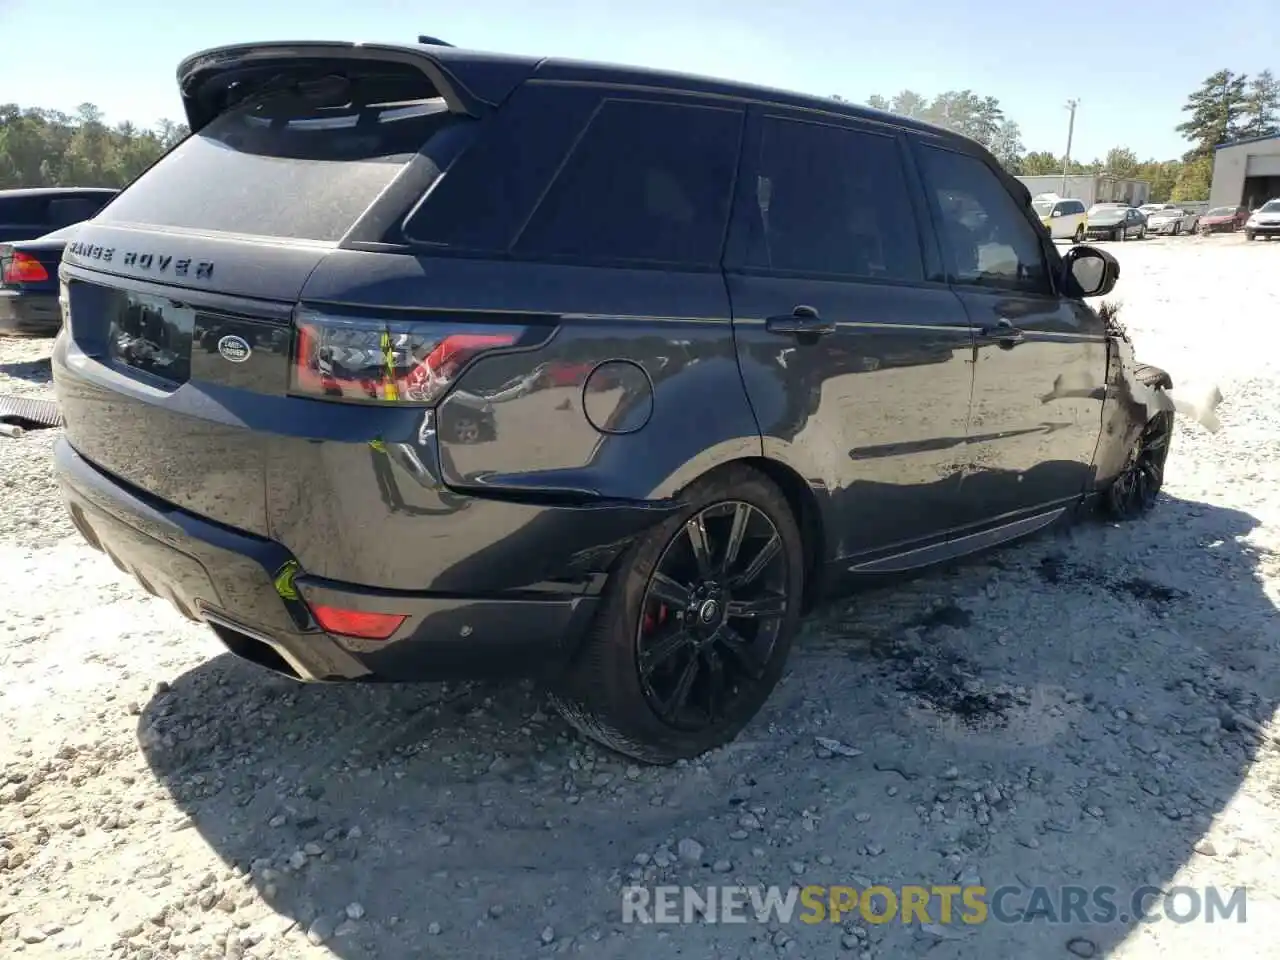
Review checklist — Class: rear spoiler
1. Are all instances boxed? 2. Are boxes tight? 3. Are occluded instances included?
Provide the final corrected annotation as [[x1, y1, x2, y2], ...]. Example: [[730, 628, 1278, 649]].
[[176, 41, 536, 133]]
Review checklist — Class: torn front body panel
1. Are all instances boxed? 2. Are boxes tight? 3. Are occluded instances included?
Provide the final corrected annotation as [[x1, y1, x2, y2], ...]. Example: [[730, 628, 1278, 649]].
[[1090, 316, 1222, 494]]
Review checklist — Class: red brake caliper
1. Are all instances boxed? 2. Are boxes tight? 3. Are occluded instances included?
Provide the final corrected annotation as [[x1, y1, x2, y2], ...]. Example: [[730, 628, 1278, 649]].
[[643, 604, 670, 634]]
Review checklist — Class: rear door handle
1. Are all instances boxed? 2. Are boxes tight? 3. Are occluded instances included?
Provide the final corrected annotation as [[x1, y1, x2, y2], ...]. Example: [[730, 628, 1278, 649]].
[[765, 305, 836, 338], [980, 319, 1024, 347]]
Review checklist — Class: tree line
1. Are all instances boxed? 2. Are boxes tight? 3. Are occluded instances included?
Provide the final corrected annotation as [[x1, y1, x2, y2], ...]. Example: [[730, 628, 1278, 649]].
[[1, 69, 1276, 203], [0, 103, 187, 190], [843, 69, 1278, 203]]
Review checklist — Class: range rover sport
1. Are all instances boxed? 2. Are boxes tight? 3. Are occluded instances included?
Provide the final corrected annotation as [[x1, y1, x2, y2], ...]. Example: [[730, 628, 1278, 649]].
[[52, 39, 1173, 763]]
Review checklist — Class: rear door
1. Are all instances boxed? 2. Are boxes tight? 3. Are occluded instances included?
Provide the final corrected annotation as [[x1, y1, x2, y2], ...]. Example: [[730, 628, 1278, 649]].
[[726, 107, 976, 562], [910, 137, 1107, 531]]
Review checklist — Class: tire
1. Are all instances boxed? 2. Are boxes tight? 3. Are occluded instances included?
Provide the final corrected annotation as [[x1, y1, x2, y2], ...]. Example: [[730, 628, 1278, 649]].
[[440, 411, 485, 444], [1139, 226, 1147, 239], [1073, 224, 1085, 244], [1115, 229, 1124, 242], [1246, 231, 1256, 241], [1103, 364, 1174, 521], [550, 464, 805, 764], [1173, 222, 1181, 236]]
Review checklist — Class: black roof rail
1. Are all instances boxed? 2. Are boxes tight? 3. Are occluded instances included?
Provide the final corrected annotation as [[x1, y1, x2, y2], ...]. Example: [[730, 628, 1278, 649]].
[[417, 35, 454, 47]]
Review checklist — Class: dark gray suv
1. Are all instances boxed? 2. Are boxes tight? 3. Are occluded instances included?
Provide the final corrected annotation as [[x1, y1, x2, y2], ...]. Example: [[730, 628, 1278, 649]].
[[51, 39, 1173, 762]]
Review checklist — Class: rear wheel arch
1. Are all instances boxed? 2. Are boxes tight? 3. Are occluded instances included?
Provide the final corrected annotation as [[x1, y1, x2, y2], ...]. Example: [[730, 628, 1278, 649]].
[[656, 455, 826, 613], [738, 457, 826, 611]]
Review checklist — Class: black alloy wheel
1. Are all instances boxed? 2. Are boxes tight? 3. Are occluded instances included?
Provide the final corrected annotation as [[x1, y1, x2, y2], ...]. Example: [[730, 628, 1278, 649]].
[[550, 465, 803, 763], [635, 501, 788, 730], [1106, 412, 1173, 520]]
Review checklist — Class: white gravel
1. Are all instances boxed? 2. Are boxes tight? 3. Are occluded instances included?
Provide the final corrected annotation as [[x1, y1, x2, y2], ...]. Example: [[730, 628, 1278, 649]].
[[2, 234, 1280, 959]]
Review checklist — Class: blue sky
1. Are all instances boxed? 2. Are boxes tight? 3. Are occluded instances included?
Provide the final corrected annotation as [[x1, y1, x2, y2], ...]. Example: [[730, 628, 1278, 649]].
[[2, 0, 1277, 160]]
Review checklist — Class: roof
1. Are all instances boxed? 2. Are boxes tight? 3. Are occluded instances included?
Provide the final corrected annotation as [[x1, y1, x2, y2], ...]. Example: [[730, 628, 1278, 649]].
[[0, 187, 118, 199], [529, 55, 955, 138], [177, 40, 969, 148], [1214, 133, 1280, 151]]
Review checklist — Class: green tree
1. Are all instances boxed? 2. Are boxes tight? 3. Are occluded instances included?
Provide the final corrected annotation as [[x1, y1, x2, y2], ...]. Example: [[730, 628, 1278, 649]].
[[1103, 147, 1139, 178], [1241, 69, 1280, 139], [1170, 156, 1213, 202], [866, 87, 1024, 169], [1176, 69, 1250, 159], [987, 120, 1025, 172], [1021, 150, 1061, 175], [889, 90, 929, 120], [0, 102, 186, 189], [1135, 160, 1183, 202]]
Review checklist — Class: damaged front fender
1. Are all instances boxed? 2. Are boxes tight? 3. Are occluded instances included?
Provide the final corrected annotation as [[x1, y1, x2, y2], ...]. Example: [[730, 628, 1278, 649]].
[[1091, 303, 1223, 491]]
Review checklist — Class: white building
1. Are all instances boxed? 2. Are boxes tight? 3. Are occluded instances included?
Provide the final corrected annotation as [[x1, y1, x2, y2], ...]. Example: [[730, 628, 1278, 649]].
[[1208, 135, 1280, 209], [1016, 174, 1150, 208]]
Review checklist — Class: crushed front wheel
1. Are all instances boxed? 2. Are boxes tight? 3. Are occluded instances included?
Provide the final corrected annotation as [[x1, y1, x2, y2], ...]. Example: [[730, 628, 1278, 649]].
[[1105, 410, 1173, 520]]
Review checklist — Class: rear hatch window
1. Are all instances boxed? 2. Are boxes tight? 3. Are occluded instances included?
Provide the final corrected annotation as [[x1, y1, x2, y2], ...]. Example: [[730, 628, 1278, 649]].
[[98, 84, 467, 242]]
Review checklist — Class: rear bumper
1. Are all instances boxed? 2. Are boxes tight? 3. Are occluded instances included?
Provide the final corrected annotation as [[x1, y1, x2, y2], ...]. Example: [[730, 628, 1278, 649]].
[[54, 438, 613, 682], [0, 290, 60, 336]]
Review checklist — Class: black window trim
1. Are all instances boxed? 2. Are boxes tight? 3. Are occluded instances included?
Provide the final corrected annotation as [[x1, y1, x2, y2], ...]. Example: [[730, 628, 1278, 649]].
[[498, 91, 747, 272], [723, 106, 948, 291], [908, 136, 1061, 300]]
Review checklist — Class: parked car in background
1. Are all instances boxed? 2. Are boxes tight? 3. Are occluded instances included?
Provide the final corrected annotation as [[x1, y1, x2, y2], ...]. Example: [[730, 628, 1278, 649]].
[[1084, 204, 1147, 241], [1245, 199, 1280, 240], [1199, 205, 1250, 234], [51, 37, 1173, 763], [1032, 196, 1087, 241], [0, 223, 78, 336], [0, 188, 117, 243], [1144, 207, 1195, 236]]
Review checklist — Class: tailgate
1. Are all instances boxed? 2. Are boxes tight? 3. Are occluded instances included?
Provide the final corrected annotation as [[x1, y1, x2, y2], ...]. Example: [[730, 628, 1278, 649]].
[[52, 41, 519, 537], [58, 224, 328, 536]]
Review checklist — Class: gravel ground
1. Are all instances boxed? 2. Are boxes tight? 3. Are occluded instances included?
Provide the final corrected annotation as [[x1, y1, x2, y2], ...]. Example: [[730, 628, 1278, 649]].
[[2, 234, 1280, 960]]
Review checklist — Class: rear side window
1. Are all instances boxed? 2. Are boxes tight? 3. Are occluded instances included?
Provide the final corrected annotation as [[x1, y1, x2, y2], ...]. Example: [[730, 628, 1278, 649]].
[[747, 117, 924, 282], [47, 195, 111, 228], [512, 99, 743, 267], [98, 92, 464, 242], [404, 83, 599, 252], [0, 196, 47, 226], [916, 144, 1050, 294]]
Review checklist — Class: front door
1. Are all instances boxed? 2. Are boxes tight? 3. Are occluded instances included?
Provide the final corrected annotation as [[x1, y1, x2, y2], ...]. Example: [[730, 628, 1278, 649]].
[[725, 108, 976, 562], [910, 139, 1108, 530]]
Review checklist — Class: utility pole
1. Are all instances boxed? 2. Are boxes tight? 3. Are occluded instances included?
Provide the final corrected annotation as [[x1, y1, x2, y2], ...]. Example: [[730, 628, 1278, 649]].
[[1061, 99, 1079, 197]]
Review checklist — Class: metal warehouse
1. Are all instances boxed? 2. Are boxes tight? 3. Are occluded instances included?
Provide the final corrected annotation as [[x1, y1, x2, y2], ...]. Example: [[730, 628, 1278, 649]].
[[1016, 175, 1150, 208], [1209, 134, 1280, 209]]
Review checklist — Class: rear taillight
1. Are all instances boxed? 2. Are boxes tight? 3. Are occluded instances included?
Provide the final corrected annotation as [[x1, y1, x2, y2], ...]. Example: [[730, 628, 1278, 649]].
[[290, 309, 524, 405], [311, 604, 407, 641], [1, 251, 50, 285]]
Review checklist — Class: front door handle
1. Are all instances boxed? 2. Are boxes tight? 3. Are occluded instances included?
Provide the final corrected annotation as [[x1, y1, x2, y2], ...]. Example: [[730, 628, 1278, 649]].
[[765, 305, 836, 338], [980, 319, 1024, 348]]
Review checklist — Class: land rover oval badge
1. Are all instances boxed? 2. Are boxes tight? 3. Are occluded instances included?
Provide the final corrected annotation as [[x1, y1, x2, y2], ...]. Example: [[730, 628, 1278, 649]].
[[217, 335, 251, 363]]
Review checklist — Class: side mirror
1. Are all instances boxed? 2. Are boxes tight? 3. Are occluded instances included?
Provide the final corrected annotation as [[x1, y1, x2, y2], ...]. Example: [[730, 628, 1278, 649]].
[[1061, 245, 1119, 298]]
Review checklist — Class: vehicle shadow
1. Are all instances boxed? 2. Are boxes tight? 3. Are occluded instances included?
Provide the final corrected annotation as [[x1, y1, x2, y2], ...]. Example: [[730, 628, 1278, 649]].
[[0, 356, 53, 385], [137, 492, 1275, 959]]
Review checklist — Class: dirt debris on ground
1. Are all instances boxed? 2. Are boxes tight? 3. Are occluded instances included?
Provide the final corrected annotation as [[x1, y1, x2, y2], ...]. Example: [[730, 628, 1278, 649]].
[[3, 234, 1280, 959]]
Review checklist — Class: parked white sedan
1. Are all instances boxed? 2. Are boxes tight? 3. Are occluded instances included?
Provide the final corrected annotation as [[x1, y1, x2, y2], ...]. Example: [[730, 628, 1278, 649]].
[[1145, 207, 1198, 236]]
